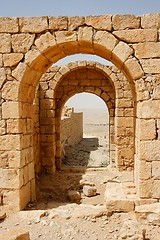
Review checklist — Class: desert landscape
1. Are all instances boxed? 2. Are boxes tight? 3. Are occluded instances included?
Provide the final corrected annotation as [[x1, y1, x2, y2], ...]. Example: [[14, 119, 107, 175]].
[[62, 108, 110, 167]]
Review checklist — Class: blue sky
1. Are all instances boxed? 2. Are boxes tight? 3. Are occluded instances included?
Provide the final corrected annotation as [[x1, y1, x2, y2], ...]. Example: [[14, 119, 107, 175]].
[[1, 0, 160, 16], [1, 0, 159, 109]]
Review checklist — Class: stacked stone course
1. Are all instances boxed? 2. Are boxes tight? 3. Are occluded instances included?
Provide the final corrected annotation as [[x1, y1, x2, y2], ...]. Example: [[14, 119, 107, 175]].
[[0, 14, 159, 210]]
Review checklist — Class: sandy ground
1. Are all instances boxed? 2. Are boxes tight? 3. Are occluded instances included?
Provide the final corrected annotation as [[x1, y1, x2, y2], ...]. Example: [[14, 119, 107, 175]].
[[0, 167, 160, 240]]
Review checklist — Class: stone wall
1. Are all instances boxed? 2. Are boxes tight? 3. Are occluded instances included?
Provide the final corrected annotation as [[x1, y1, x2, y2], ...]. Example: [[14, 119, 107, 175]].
[[0, 14, 160, 210], [61, 109, 83, 148]]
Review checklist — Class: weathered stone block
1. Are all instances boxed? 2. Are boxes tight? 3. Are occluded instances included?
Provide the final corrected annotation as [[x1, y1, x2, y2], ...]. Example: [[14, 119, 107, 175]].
[[3, 53, 23, 67], [106, 199, 135, 212], [140, 59, 160, 74], [35, 32, 56, 52], [0, 168, 21, 188], [19, 17, 48, 33], [152, 161, 160, 180], [49, 16, 68, 30], [12, 34, 35, 53], [138, 160, 152, 180], [0, 135, 20, 151], [2, 101, 19, 118], [113, 29, 157, 43], [0, 34, 11, 53], [0, 17, 19, 33], [137, 100, 160, 118], [124, 58, 144, 80], [134, 42, 160, 59], [67, 190, 81, 201], [112, 14, 140, 30], [139, 140, 160, 161], [112, 41, 133, 62], [68, 16, 85, 31], [0, 68, 6, 89], [137, 119, 156, 140], [138, 179, 153, 198], [83, 185, 97, 197], [85, 15, 112, 30], [141, 13, 160, 29], [2, 81, 19, 101]]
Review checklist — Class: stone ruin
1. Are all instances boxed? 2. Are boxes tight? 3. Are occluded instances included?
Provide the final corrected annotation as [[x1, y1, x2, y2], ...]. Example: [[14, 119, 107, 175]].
[[0, 14, 160, 212]]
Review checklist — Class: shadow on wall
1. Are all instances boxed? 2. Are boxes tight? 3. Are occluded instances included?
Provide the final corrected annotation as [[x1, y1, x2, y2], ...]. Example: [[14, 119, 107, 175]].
[[62, 137, 109, 167]]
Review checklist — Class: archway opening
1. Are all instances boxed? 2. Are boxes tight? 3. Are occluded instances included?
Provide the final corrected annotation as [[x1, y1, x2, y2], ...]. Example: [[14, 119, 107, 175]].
[[61, 93, 110, 168]]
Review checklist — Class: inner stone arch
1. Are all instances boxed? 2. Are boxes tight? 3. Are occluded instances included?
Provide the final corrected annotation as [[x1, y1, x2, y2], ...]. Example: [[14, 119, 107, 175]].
[[61, 92, 110, 168]]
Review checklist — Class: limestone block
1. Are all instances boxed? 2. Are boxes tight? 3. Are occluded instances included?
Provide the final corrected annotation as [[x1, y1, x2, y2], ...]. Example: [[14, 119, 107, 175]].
[[24, 49, 41, 66], [78, 26, 93, 46], [21, 147, 33, 165], [124, 58, 144, 80], [116, 117, 134, 128], [0, 17, 19, 33], [134, 42, 160, 59], [12, 34, 35, 53], [19, 182, 31, 210], [113, 29, 157, 43], [2, 81, 19, 101], [21, 134, 31, 149], [116, 99, 133, 108], [28, 162, 35, 181], [141, 13, 160, 28], [55, 31, 77, 45], [0, 135, 20, 151], [101, 92, 110, 102], [137, 119, 156, 140], [106, 199, 135, 212], [135, 202, 160, 225], [138, 160, 151, 180], [19, 17, 48, 33], [137, 100, 160, 118], [45, 89, 53, 99], [0, 150, 21, 168], [67, 190, 81, 201], [94, 31, 118, 58], [3, 53, 23, 67], [0, 120, 6, 135], [49, 16, 68, 30], [112, 14, 140, 30], [68, 16, 85, 31], [152, 180, 160, 199], [83, 186, 97, 197], [35, 32, 56, 52], [0, 34, 11, 53], [85, 15, 112, 30], [0, 54, 2, 67], [0, 68, 6, 89], [2, 101, 19, 118], [112, 41, 133, 62], [139, 140, 160, 161], [12, 62, 29, 82], [138, 179, 153, 198], [0, 168, 21, 188], [0, 228, 30, 240], [152, 161, 160, 180], [140, 59, 160, 74]]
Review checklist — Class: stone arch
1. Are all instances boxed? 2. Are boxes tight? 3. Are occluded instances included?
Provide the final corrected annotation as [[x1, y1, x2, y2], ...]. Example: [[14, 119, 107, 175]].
[[12, 29, 141, 209], [39, 61, 134, 173]]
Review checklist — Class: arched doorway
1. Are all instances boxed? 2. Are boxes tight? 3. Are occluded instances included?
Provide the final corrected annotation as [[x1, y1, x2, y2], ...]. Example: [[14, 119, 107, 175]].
[[61, 93, 110, 167]]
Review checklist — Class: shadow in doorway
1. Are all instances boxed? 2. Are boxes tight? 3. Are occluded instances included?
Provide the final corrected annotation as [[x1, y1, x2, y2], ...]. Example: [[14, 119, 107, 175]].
[[62, 137, 109, 167]]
